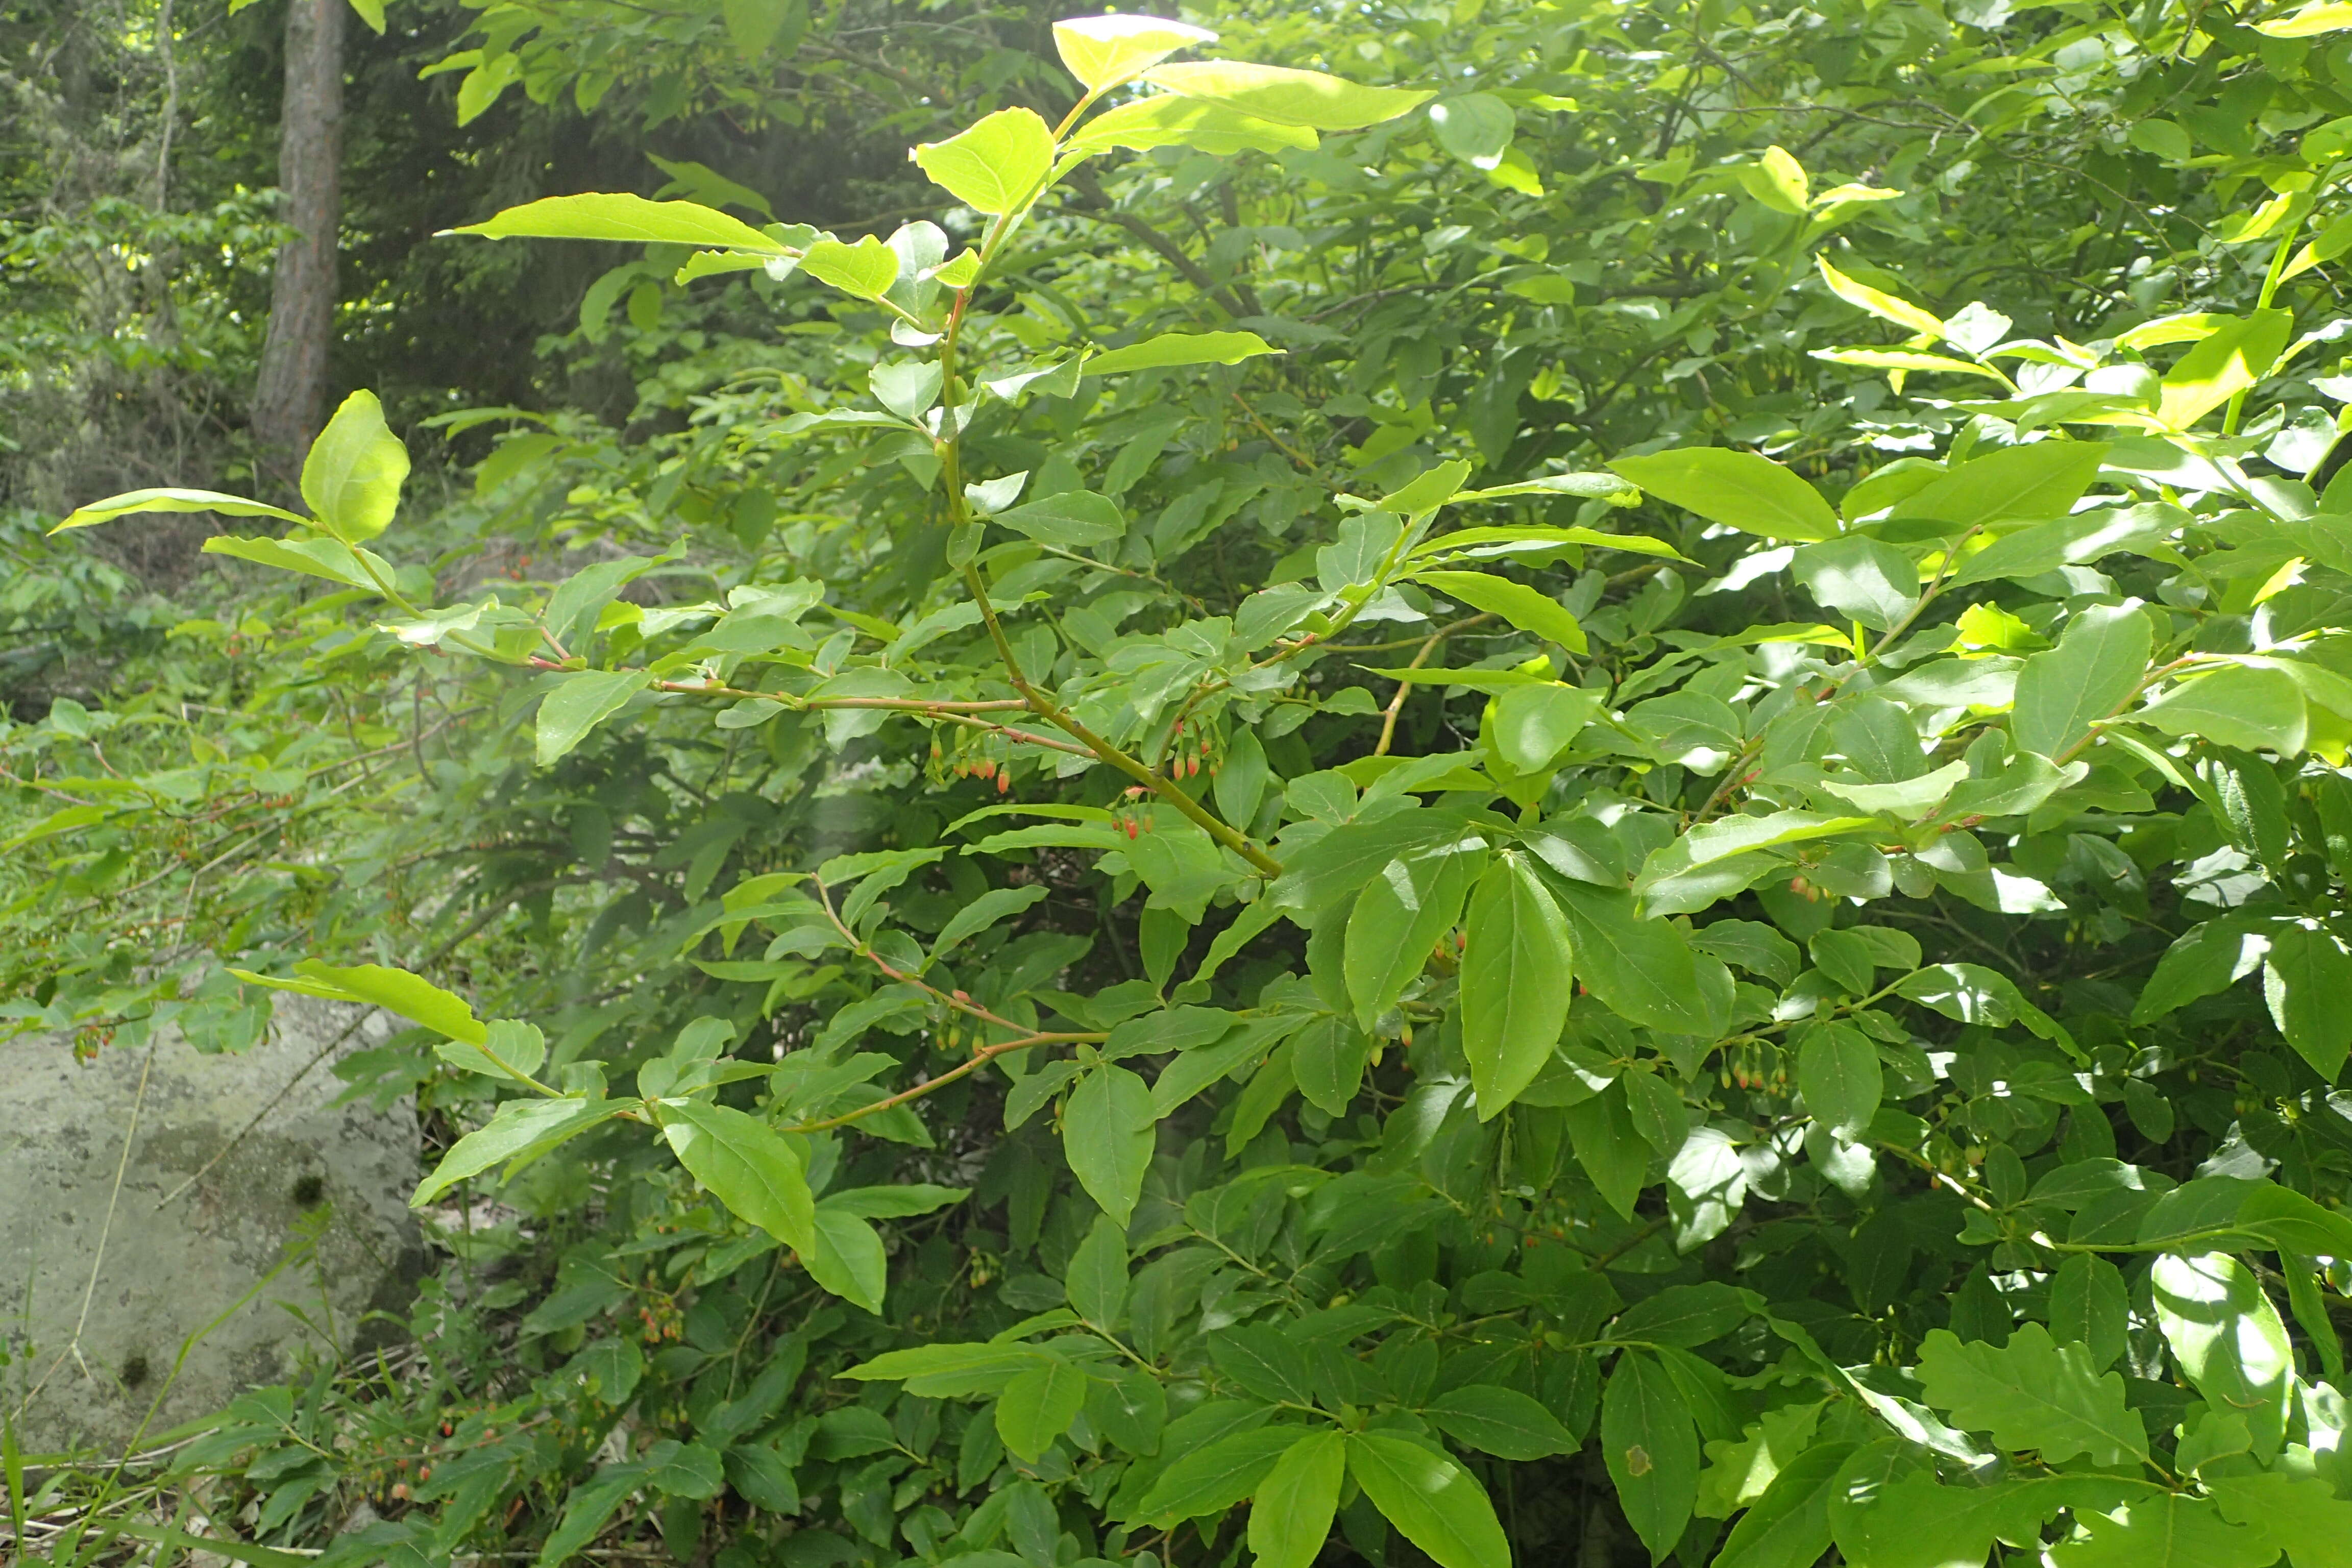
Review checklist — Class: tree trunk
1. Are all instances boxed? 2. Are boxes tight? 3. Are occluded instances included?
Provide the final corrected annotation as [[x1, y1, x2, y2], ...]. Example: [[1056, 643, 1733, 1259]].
[[249, 0, 344, 481]]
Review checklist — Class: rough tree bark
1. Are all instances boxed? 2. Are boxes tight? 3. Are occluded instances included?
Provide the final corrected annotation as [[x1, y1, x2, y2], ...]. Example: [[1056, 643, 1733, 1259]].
[[249, 0, 345, 479]]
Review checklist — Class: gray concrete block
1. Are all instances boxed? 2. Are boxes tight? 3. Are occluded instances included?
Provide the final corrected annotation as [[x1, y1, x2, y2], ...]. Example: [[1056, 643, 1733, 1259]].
[[3, 997, 424, 1456]]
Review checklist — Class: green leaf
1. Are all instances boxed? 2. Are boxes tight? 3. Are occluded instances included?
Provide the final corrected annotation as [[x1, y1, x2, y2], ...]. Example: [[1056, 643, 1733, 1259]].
[[658, 1098, 816, 1253], [1490, 684, 1600, 774], [839, 1341, 1046, 1399], [537, 1462, 650, 1566], [1138, 1425, 1296, 1522], [201, 534, 393, 591], [1289, 1014, 1375, 1115], [993, 489, 1126, 547], [1461, 851, 1575, 1117], [52, 487, 308, 533], [1948, 500, 2171, 585], [2236, 1181, 2352, 1259], [1343, 844, 1482, 1029], [2210, 1472, 2352, 1568], [717, 0, 802, 59], [1739, 144, 1809, 213], [1608, 449, 1839, 542], [1712, 1440, 1856, 1568], [1209, 1324, 1318, 1405], [448, 192, 785, 252], [914, 107, 1056, 215], [412, 1096, 623, 1205], [2048, 1495, 2280, 1568], [1829, 1471, 2102, 1568], [1554, 883, 1724, 1036], [1083, 330, 1281, 376], [1428, 93, 1515, 172], [536, 670, 652, 767], [1421, 1385, 1575, 1459], [2132, 916, 2267, 1023], [1797, 1022, 1881, 1139], [2011, 602, 2152, 762], [1247, 1432, 1345, 1568], [1068, 94, 1316, 156], [1063, 1065, 1156, 1224], [1052, 14, 1217, 90], [930, 885, 1049, 961], [1343, 1432, 1510, 1568], [1893, 441, 2113, 533], [2149, 1252, 2291, 1457], [436, 1018, 547, 1083], [798, 235, 898, 300], [2048, 1254, 2130, 1371], [1065, 1211, 1129, 1328], [2155, 309, 2293, 431], [2138, 664, 2309, 755], [243, 958, 488, 1043], [1142, 61, 1434, 132], [1817, 253, 1943, 337], [300, 390, 410, 542], [801, 1209, 888, 1312], [994, 1356, 1088, 1462], [2262, 923, 2352, 1080], [1602, 1351, 1701, 1563], [1790, 536, 1918, 630], [818, 1183, 966, 1219], [1411, 569, 1588, 653], [1914, 1323, 2146, 1465]]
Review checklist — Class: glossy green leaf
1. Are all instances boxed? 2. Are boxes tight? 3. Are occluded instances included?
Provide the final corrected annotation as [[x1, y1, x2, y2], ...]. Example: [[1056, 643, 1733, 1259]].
[[1411, 569, 1587, 653], [1065, 1211, 1129, 1328], [1712, 1440, 1855, 1568], [1143, 61, 1434, 131], [1063, 1065, 1156, 1224], [412, 1096, 623, 1206], [536, 670, 652, 767], [993, 489, 1126, 547], [2011, 602, 2152, 762], [2138, 663, 2308, 755], [914, 108, 1056, 215], [2150, 1252, 2291, 1456], [2262, 923, 2352, 1080], [1083, 330, 1281, 376], [798, 235, 898, 299], [1052, 13, 1217, 89], [449, 192, 785, 252], [1602, 1351, 1701, 1564], [994, 1357, 1087, 1462], [2154, 309, 2292, 430], [1797, 1022, 1881, 1139], [1247, 1431, 1344, 1568], [1137, 1425, 1296, 1522], [301, 390, 410, 542], [1343, 1432, 1510, 1568], [802, 1209, 888, 1312], [658, 1098, 816, 1253], [1343, 843, 1481, 1029], [1420, 1385, 1575, 1459], [201, 534, 393, 591], [1608, 448, 1839, 542], [1461, 851, 1574, 1117], [52, 487, 307, 534]]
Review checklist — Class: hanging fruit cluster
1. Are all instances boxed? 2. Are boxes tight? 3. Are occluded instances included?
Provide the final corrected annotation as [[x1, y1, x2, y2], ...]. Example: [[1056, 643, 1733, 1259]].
[[1113, 787, 1157, 840], [1720, 1038, 1787, 1093], [1165, 717, 1220, 780], [930, 726, 1018, 793]]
